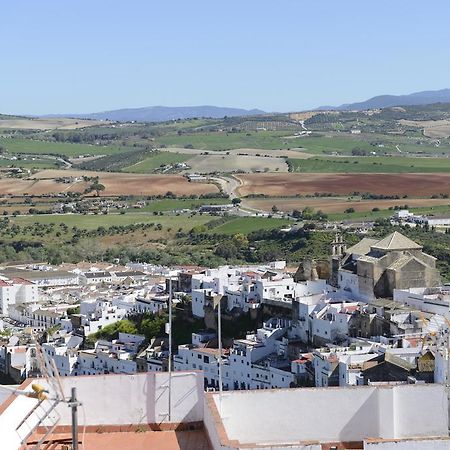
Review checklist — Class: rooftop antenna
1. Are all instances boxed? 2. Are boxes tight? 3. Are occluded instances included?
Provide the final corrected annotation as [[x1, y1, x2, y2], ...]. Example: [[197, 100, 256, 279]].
[[5, 330, 82, 450], [167, 276, 173, 421]]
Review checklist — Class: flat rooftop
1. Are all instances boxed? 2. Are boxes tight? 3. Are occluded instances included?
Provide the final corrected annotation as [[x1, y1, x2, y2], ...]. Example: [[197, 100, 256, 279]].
[[25, 429, 211, 450], [1, 372, 449, 450], [0, 268, 75, 280]]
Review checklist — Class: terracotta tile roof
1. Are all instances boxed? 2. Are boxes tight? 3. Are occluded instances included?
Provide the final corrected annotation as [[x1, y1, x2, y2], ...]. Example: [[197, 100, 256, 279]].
[[195, 347, 226, 357], [340, 305, 360, 314], [11, 277, 34, 285], [292, 354, 313, 364]]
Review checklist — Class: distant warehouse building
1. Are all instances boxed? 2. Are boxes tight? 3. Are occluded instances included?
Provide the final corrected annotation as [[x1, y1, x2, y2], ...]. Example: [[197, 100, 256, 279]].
[[199, 204, 235, 213], [0, 268, 79, 287], [424, 216, 450, 227], [186, 173, 209, 183]]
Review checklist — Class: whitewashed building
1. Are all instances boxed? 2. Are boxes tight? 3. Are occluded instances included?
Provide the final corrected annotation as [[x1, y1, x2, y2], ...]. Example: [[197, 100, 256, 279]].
[[0, 277, 38, 315]]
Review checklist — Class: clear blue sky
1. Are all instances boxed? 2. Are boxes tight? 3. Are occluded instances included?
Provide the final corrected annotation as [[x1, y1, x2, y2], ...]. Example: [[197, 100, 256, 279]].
[[1, 0, 450, 115]]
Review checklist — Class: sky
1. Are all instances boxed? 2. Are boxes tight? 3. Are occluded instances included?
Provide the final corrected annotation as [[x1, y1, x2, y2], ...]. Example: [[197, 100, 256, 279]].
[[1, 0, 450, 115]]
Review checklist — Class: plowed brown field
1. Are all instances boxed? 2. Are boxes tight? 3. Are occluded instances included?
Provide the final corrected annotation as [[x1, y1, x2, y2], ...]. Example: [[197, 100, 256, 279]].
[[236, 173, 450, 197], [0, 170, 218, 196]]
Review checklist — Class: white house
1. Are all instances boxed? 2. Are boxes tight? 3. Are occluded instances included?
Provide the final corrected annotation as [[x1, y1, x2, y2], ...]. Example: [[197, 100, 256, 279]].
[[79, 299, 128, 335], [79, 271, 114, 285], [0, 277, 38, 315], [394, 286, 450, 319], [174, 318, 294, 390]]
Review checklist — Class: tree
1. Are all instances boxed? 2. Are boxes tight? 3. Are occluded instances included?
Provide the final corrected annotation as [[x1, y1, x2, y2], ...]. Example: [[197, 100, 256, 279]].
[[232, 198, 242, 206], [67, 306, 80, 316], [232, 233, 249, 248], [272, 205, 279, 214], [215, 241, 238, 259], [301, 207, 314, 220], [91, 182, 105, 196]]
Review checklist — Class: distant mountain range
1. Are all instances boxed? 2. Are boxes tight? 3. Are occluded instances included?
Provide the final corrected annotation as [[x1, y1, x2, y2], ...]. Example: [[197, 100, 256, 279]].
[[318, 88, 450, 111], [43, 105, 265, 123]]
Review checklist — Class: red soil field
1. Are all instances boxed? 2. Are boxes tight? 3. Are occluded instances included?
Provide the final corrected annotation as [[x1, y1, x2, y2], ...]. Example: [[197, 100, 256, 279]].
[[0, 170, 218, 196], [237, 173, 450, 197]]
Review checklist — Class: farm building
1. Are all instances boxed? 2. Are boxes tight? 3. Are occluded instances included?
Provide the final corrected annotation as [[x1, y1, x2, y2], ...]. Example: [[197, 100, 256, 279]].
[[199, 204, 234, 213]]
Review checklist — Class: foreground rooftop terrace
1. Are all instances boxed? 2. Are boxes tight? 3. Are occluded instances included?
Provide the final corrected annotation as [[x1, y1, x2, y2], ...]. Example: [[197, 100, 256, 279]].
[[0, 371, 448, 450]]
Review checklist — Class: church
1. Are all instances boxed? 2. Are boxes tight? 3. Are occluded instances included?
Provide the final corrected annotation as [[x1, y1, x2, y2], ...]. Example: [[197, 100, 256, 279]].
[[333, 231, 441, 300]]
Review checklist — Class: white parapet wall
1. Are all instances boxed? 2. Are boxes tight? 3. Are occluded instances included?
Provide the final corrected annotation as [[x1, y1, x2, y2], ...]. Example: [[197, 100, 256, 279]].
[[57, 371, 203, 426], [204, 384, 448, 449], [364, 437, 450, 449], [0, 371, 204, 450]]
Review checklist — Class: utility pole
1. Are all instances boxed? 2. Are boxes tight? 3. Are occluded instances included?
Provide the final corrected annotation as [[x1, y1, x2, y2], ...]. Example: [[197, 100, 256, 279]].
[[214, 294, 223, 414], [70, 387, 79, 450], [168, 277, 173, 422]]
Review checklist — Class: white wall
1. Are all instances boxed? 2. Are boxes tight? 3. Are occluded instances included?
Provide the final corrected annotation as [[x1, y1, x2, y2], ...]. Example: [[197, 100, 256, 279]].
[[0, 371, 204, 450], [208, 384, 447, 447], [364, 438, 450, 450], [339, 271, 360, 298], [394, 288, 450, 318], [191, 289, 210, 318], [393, 383, 448, 438]]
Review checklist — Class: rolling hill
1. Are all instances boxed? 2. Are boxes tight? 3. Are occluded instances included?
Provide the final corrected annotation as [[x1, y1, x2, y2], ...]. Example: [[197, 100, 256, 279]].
[[43, 105, 265, 123], [319, 88, 450, 111]]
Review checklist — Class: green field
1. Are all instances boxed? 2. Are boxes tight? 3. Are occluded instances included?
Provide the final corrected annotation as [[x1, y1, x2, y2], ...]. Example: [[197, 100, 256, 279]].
[[293, 136, 375, 155], [363, 133, 450, 155], [138, 198, 230, 212], [209, 217, 290, 235], [156, 131, 294, 151], [10, 213, 213, 230], [0, 157, 59, 170], [9, 212, 289, 235], [124, 152, 192, 173], [294, 135, 450, 156], [288, 155, 450, 173], [328, 204, 450, 221], [0, 137, 123, 157]]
